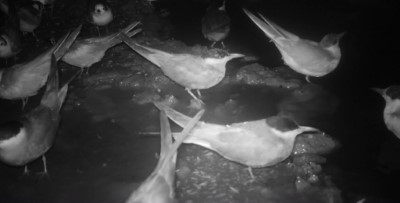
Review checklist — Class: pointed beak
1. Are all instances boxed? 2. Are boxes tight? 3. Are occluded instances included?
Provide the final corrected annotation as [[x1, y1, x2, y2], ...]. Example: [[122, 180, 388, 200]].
[[371, 88, 384, 95], [229, 53, 245, 59], [299, 126, 321, 133], [338, 32, 346, 39]]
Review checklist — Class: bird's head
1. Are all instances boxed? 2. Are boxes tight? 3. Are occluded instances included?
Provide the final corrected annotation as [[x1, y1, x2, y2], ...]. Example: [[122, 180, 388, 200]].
[[320, 32, 345, 48], [93, 3, 109, 15], [372, 86, 400, 102], [267, 115, 320, 140]]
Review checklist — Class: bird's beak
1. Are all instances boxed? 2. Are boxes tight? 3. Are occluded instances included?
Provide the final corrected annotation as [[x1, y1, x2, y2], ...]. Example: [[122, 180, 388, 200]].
[[371, 88, 384, 95], [338, 32, 346, 39], [229, 53, 245, 59], [299, 126, 321, 133]]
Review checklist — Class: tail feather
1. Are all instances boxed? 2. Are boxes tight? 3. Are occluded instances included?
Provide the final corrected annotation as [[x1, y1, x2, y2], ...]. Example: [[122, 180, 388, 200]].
[[107, 21, 141, 46], [153, 101, 200, 129], [40, 54, 59, 109], [53, 25, 82, 60], [243, 9, 298, 46]]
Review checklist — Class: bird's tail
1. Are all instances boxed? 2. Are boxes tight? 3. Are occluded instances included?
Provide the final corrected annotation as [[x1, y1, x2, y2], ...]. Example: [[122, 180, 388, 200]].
[[243, 9, 298, 45], [153, 107, 204, 183], [52, 24, 82, 60], [153, 101, 204, 129], [40, 54, 76, 112], [107, 21, 142, 46]]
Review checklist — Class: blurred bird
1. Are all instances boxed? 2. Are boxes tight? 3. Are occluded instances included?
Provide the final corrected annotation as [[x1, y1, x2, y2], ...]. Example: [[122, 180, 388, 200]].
[[126, 104, 204, 203], [0, 25, 81, 106], [119, 33, 244, 103], [201, 0, 230, 48], [32, 0, 56, 17], [154, 102, 319, 178], [62, 21, 141, 75], [0, 0, 22, 60], [373, 86, 400, 139], [0, 54, 74, 174], [17, 0, 44, 40], [88, 0, 113, 36], [243, 9, 344, 82]]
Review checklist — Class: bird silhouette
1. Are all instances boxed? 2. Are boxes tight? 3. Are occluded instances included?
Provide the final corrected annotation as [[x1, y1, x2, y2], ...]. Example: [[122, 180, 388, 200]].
[[243, 9, 344, 82], [119, 32, 244, 103], [201, 0, 230, 48], [0, 54, 75, 174], [373, 86, 400, 140], [0, 0, 22, 61], [0, 25, 81, 106], [62, 21, 141, 75], [88, 0, 113, 36], [125, 104, 204, 203], [153, 102, 319, 174]]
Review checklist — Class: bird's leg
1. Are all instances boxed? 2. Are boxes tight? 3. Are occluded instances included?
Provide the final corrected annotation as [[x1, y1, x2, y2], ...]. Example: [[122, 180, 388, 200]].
[[186, 88, 204, 105], [21, 98, 29, 110], [221, 41, 226, 49], [196, 89, 202, 99], [41, 155, 48, 174], [247, 167, 255, 180], [210, 41, 216, 48], [37, 155, 49, 176], [96, 26, 101, 36], [32, 31, 39, 42], [23, 165, 30, 175], [305, 75, 311, 83]]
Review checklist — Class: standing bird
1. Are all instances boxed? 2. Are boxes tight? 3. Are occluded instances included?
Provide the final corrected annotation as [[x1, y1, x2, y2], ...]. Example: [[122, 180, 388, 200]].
[[126, 105, 204, 203], [0, 55, 72, 174], [373, 86, 400, 139], [119, 33, 244, 103], [17, 0, 44, 40], [88, 0, 113, 36], [243, 9, 344, 82], [154, 102, 319, 178], [62, 21, 141, 75], [0, 0, 22, 61], [0, 25, 81, 106], [201, 0, 230, 48]]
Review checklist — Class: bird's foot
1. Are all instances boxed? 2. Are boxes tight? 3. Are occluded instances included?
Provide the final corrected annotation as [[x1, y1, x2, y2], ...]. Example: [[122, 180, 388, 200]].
[[247, 167, 255, 181], [305, 76, 312, 83]]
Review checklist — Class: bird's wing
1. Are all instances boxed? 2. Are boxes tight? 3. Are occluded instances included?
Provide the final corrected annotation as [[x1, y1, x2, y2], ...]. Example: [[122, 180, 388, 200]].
[[243, 9, 299, 47]]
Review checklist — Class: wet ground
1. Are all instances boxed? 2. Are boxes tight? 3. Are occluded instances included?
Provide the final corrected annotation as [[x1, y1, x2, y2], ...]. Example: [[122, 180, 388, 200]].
[[1, 0, 400, 202]]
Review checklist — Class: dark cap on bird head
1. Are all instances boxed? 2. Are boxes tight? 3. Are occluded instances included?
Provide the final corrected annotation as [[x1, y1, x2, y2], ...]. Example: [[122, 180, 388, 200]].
[[266, 116, 299, 132]]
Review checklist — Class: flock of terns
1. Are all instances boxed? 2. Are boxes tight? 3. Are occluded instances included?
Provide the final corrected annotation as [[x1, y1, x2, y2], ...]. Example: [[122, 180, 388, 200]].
[[1, 0, 400, 202]]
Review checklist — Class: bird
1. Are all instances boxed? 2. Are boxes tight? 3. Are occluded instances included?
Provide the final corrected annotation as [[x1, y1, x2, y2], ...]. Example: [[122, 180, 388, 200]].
[[118, 32, 244, 103], [0, 54, 74, 174], [372, 86, 400, 139], [88, 0, 113, 36], [17, 0, 44, 40], [201, 0, 230, 48], [243, 9, 345, 82], [62, 21, 141, 75], [125, 104, 204, 203], [0, 25, 81, 107], [31, 0, 56, 17], [153, 102, 319, 178], [0, 0, 22, 61]]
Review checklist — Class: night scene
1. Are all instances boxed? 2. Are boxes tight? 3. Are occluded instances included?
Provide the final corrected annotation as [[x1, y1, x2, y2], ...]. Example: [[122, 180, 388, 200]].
[[0, 0, 399, 202]]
